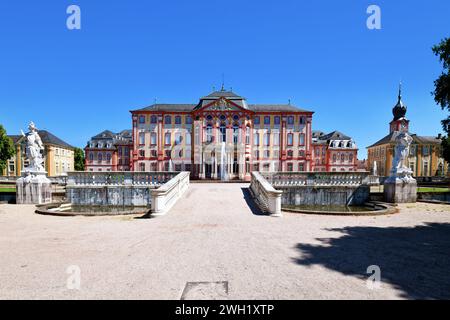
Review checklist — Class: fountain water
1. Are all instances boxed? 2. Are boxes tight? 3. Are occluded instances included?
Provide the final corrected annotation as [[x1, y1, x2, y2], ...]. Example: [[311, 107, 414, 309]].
[[220, 142, 228, 181]]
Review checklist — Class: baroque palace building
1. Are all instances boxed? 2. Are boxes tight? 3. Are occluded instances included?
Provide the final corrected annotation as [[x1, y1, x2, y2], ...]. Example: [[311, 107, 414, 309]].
[[4, 130, 74, 177], [124, 88, 359, 180], [84, 130, 132, 172], [367, 86, 448, 177]]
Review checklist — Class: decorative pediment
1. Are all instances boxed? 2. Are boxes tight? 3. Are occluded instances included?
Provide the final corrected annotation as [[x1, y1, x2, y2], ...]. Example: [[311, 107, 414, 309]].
[[202, 98, 242, 112]]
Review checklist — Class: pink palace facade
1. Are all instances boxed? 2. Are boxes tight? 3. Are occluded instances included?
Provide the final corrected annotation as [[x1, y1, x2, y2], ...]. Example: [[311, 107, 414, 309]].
[[125, 88, 358, 180]]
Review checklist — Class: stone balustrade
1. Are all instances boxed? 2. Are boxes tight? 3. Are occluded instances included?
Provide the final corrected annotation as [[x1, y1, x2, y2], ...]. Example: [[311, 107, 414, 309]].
[[250, 172, 283, 216], [260, 171, 370, 187], [66, 171, 177, 187], [151, 171, 190, 215]]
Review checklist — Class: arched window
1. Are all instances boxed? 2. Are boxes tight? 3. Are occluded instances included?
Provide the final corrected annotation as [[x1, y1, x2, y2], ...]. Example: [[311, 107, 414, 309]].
[[220, 124, 226, 142], [233, 125, 239, 144], [150, 115, 157, 124], [164, 115, 172, 124], [206, 124, 213, 143], [287, 150, 293, 158], [341, 153, 345, 162], [175, 116, 182, 125], [98, 153, 103, 162], [89, 153, 93, 161]]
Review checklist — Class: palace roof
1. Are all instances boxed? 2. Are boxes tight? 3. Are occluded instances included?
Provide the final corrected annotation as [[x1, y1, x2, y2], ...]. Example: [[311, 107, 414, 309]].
[[131, 89, 313, 113], [38, 130, 74, 149], [367, 132, 442, 148]]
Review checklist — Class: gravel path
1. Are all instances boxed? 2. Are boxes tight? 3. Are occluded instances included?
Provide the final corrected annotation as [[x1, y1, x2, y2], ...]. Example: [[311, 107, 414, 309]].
[[0, 183, 449, 299]]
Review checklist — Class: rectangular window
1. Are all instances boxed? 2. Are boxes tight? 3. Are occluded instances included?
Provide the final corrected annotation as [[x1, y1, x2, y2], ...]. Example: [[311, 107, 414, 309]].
[[150, 132, 157, 145], [186, 116, 192, 125], [254, 116, 260, 125], [254, 132, 260, 146], [165, 132, 171, 145], [150, 115, 157, 124], [150, 150, 157, 157], [175, 133, 182, 145], [299, 133, 305, 146], [287, 116, 294, 125], [287, 133, 293, 146], [274, 116, 280, 125], [186, 131, 191, 145], [264, 133, 270, 146], [139, 115, 145, 124], [299, 116, 306, 124], [273, 132, 279, 146], [206, 126, 213, 143], [264, 150, 270, 158], [164, 115, 172, 125], [287, 163, 293, 172], [299, 163, 305, 171], [264, 116, 270, 125], [139, 150, 145, 157], [139, 132, 145, 145], [175, 116, 182, 125]]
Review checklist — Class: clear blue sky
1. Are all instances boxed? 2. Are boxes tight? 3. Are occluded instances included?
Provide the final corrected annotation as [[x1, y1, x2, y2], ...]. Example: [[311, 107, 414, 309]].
[[1, 0, 449, 158]]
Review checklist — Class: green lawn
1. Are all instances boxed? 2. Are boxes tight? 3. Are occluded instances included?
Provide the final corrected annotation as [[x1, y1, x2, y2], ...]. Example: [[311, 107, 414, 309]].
[[417, 187, 450, 193], [0, 187, 15, 193]]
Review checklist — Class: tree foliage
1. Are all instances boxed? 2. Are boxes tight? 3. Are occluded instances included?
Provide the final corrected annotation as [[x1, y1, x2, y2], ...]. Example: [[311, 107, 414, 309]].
[[74, 147, 85, 171], [0, 125, 15, 173], [432, 37, 450, 162]]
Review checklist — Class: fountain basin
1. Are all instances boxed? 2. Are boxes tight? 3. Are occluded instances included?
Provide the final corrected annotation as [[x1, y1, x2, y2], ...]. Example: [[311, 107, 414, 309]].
[[282, 202, 396, 216], [36, 203, 150, 216]]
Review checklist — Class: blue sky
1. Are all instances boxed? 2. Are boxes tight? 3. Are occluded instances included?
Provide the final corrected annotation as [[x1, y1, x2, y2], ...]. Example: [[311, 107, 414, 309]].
[[0, 0, 449, 158]]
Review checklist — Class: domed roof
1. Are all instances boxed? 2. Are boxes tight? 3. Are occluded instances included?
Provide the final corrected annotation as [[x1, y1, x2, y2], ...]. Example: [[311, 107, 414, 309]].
[[392, 84, 407, 121]]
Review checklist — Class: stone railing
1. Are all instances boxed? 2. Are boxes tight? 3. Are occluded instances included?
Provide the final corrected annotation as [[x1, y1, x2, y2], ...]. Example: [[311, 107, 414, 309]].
[[260, 171, 370, 187], [250, 172, 283, 216], [151, 171, 190, 215], [66, 171, 178, 187]]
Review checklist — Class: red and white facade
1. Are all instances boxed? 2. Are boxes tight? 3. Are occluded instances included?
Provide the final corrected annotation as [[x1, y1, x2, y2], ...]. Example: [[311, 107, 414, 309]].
[[130, 89, 315, 180], [85, 89, 360, 178], [84, 130, 132, 172], [311, 131, 358, 172]]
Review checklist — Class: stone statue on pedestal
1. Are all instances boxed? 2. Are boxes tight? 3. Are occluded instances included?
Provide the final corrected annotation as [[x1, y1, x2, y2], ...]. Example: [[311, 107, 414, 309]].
[[384, 132, 417, 203], [16, 122, 52, 204], [21, 122, 45, 172]]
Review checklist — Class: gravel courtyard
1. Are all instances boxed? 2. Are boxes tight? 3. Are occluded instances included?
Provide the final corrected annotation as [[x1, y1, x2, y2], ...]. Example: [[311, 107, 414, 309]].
[[1, 183, 449, 300]]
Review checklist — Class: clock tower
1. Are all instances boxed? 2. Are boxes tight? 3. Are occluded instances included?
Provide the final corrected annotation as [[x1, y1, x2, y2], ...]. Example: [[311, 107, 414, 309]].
[[389, 83, 409, 133]]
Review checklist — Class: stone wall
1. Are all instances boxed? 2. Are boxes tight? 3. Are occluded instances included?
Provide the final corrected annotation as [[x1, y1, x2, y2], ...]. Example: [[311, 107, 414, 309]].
[[66, 185, 154, 206], [277, 185, 370, 206]]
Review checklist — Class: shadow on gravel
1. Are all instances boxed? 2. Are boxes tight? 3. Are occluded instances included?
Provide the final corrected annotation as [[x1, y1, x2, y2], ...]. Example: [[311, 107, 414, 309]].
[[134, 211, 154, 219], [294, 223, 450, 299], [241, 187, 265, 216]]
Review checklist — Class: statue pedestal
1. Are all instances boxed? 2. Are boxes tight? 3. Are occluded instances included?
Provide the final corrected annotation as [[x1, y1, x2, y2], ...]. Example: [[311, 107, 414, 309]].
[[16, 171, 52, 204], [383, 169, 417, 203]]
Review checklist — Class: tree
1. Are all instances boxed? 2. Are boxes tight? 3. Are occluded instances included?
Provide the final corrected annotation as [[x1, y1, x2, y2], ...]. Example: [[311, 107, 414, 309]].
[[74, 147, 85, 171], [432, 37, 450, 162], [0, 125, 15, 173]]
